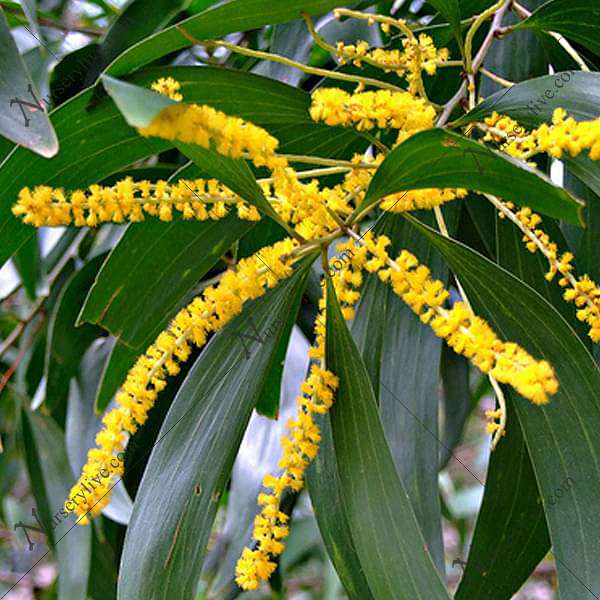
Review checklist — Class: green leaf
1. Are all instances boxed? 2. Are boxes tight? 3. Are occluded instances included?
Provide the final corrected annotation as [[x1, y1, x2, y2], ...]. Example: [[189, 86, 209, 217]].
[[456, 71, 600, 127], [455, 400, 550, 599], [0, 8, 58, 156], [45, 255, 105, 411], [514, 0, 600, 55], [208, 328, 309, 597], [105, 0, 353, 77], [66, 340, 133, 525], [308, 410, 374, 600], [92, 0, 189, 80], [357, 129, 584, 225], [78, 214, 251, 351], [13, 232, 39, 300], [19, 410, 91, 600], [408, 217, 600, 598], [439, 346, 470, 468], [455, 71, 600, 197], [322, 275, 449, 599], [94, 339, 136, 412], [118, 257, 313, 600]]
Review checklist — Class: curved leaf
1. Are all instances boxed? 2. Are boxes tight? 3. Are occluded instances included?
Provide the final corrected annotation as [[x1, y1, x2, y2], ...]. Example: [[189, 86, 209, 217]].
[[105, 0, 348, 77], [408, 216, 600, 599], [0, 8, 57, 157], [19, 410, 91, 600], [322, 275, 449, 599], [45, 254, 105, 410], [456, 71, 600, 127], [118, 257, 313, 600], [514, 0, 600, 55], [455, 71, 600, 197], [455, 400, 550, 599], [357, 129, 584, 225], [351, 210, 457, 575]]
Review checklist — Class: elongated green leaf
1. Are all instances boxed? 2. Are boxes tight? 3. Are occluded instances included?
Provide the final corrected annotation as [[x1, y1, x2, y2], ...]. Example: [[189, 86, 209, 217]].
[[358, 129, 584, 225], [105, 0, 348, 77], [323, 276, 449, 600], [455, 400, 550, 599], [0, 8, 57, 156], [408, 217, 600, 599], [455, 71, 600, 197], [118, 257, 313, 600], [351, 211, 454, 575], [208, 327, 309, 597], [456, 71, 600, 127], [308, 409, 375, 599], [439, 346, 470, 468], [94, 339, 135, 412], [78, 214, 251, 351], [19, 410, 91, 600], [45, 255, 105, 411], [66, 340, 133, 525], [514, 0, 600, 55]]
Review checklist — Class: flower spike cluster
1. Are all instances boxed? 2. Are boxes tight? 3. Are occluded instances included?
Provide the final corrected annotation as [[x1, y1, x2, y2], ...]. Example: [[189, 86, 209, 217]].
[[65, 238, 298, 523]]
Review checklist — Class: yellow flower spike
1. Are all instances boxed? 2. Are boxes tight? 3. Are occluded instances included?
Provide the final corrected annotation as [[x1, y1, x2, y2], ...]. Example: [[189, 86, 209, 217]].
[[151, 76, 183, 102], [65, 238, 299, 524], [138, 102, 286, 171], [309, 88, 435, 133], [483, 109, 600, 163], [11, 177, 261, 227], [380, 187, 468, 213], [490, 196, 600, 343], [235, 362, 339, 591], [342, 229, 558, 405]]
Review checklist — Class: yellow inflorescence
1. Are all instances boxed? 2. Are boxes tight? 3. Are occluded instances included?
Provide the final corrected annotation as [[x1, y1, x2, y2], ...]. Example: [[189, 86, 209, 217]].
[[151, 76, 183, 101], [381, 187, 468, 212], [484, 109, 600, 162], [12, 177, 261, 227], [335, 33, 448, 94], [309, 88, 436, 132], [235, 364, 339, 590], [65, 239, 298, 523], [361, 238, 559, 405], [139, 103, 286, 171], [501, 202, 600, 342]]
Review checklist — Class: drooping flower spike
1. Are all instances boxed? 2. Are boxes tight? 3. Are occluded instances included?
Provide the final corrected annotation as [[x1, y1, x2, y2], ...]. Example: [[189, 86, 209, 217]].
[[344, 229, 559, 406], [482, 108, 600, 163], [64, 238, 300, 523], [490, 196, 600, 343]]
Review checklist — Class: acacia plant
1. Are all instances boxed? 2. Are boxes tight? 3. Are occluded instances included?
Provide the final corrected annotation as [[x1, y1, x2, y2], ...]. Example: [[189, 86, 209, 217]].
[[0, 0, 599, 598]]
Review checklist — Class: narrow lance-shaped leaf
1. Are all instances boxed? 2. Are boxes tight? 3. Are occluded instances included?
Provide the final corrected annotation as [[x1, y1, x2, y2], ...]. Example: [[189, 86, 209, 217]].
[[118, 257, 314, 600], [408, 216, 600, 599], [356, 129, 584, 225], [105, 0, 354, 77], [323, 275, 450, 599]]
